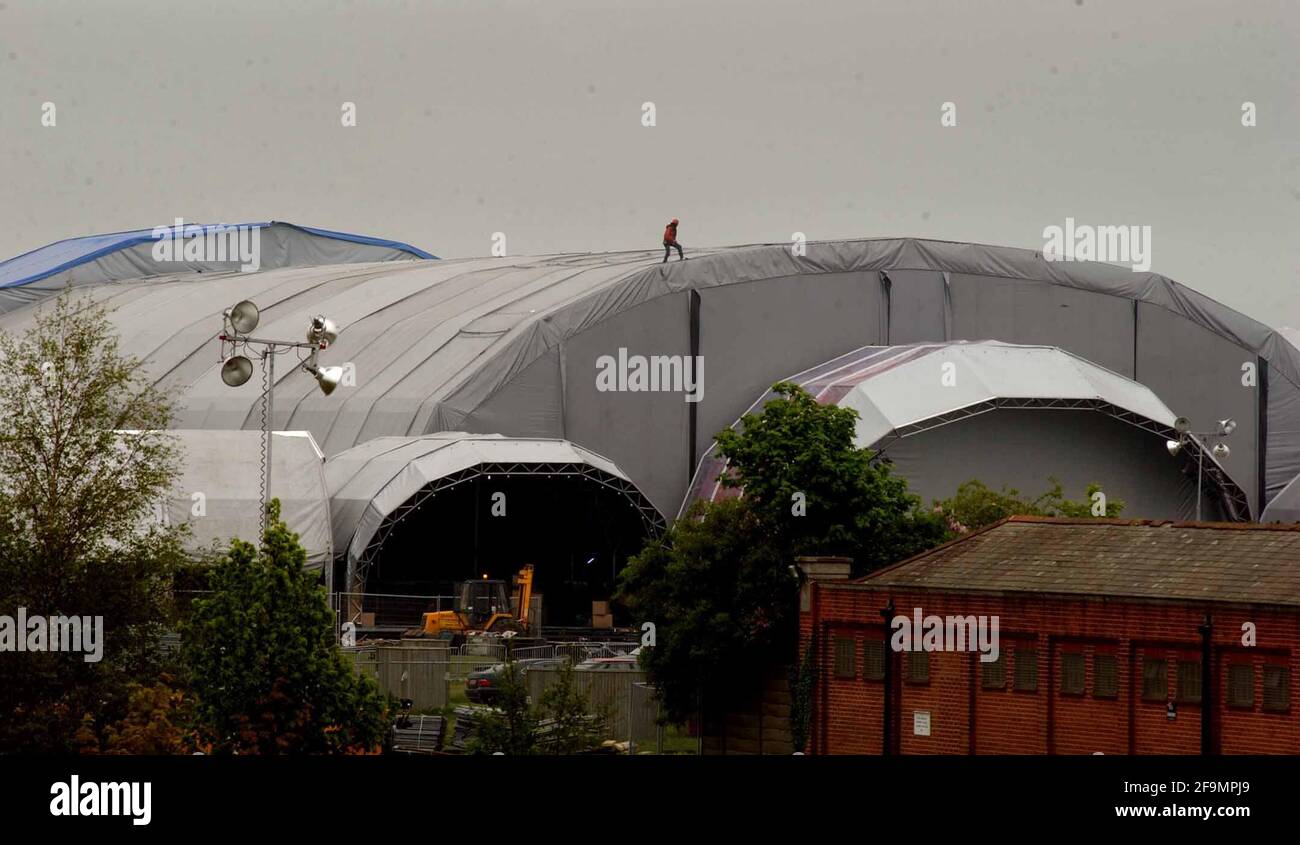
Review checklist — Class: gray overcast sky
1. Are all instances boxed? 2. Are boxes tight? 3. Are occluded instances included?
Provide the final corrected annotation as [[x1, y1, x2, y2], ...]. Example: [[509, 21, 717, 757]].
[[1, 0, 1296, 326]]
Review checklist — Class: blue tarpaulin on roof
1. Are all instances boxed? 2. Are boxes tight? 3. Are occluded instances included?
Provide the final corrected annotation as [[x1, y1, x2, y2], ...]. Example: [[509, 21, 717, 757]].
[[0, 221, 435, 289]]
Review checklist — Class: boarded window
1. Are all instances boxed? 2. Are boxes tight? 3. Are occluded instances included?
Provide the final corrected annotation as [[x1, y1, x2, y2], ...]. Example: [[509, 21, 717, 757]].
[[1227, 663, 1254, 708], [981, 652, 1006, 690], [1060, 651, 1085, 695], [1142, 658, 1167, 701], [1176, 661, 1202, 703], [863, 639, 885, 681], [906, 651, 930, 684], [1093, 653, 1118, 699], [1014, 648, 1038, 692], [1262, 665, 1290, 713], [833, 637, 855, 678]]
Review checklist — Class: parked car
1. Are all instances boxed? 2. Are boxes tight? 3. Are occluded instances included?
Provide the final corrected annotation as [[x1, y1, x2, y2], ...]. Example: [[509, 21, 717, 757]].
[[465, 657, 570, 704]]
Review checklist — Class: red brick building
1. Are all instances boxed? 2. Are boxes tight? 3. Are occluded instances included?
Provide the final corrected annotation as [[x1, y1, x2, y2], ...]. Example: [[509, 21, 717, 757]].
[[800, 517, 1299, 754]]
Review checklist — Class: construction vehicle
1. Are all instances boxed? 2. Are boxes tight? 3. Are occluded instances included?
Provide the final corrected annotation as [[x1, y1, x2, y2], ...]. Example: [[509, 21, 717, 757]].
[[408, 565, 534, 640]]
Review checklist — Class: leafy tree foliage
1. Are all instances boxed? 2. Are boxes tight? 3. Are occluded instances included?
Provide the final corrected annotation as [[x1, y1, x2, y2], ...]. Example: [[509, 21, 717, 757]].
[[101, 679, 199, 755], [0, 293, 186, 752], [619, 498, 793, 723], [620, 383, 952, 723], [468, 662, 537, 755], [537, 660, 607, 754], [934, 478, 1124, 534], [181, 501, 388, 754], [713, 382, 949, 573]]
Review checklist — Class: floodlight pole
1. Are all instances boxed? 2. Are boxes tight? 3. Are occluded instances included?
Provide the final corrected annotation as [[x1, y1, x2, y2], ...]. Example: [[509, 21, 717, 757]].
[[221, 332, 324, 536], [1196, 439, 1203, 522], [262, 345, 275, 535], [1170, 424, 1234, 522], [220, 307, 341, 614]]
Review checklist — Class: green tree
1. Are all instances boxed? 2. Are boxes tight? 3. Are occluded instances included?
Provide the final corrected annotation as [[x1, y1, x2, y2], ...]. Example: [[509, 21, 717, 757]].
[[619, 497, 797, 724], [934, 477, 1124, 534], [713, 382, 949, 573], [468, 662, 537, 755], [102, 679, 199, 755], [181, 501, 388, 754], [537, 660, 606, 754], [620, 382, 952, 724], [0, 292, 186, 752]]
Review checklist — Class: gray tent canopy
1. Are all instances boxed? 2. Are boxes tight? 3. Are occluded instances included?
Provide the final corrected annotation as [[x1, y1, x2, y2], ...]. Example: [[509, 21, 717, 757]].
[[683, 341, 1245, 522], [324, 433, 663, 602], [1260, 472, 1300, 523], [6, 237, 1296, 519], [157, 429, 333, 570]]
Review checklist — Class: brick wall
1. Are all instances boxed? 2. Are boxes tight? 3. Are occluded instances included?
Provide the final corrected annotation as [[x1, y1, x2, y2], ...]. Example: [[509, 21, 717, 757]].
[[806, 582, 1299, 754]]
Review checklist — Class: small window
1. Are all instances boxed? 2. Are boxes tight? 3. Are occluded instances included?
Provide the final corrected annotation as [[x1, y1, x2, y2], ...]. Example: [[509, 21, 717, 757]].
[[1093, 654, 1118, 699], [1060, 652, 1085, 695], [981, 652, 1006, 690], [1141, 657, 1168, 701], [1176, 661, 1202, 703], [1227, 663, 1254, 708], [1262, 665, 1290, 713], [833, 637, 855, 678], [1014, 648, 1038, 692], [906, 651, 930, 684], [863, 639, 885, 681]]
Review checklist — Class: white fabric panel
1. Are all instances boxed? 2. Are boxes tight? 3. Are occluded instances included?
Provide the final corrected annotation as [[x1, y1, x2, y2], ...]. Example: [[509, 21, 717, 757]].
[[845, 342, 1176, 432], [164, 429, 332, 570]]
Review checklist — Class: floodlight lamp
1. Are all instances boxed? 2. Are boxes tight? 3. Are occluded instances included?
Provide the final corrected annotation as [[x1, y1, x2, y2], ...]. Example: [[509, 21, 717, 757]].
[[1165, 440, 1183, 457], [307, 315, 339, 348], [304, 364, 343, 396], [1213, 442, 1230, 459], [225, 300, 260, 335], [1173, 417, 1191, 435], [1217, 419, 1237, 436], [221, 355, 253, 387]]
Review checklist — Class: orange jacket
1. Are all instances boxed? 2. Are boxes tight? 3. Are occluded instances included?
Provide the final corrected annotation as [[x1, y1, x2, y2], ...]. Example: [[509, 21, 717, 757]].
[[663, 220, 679, 244]]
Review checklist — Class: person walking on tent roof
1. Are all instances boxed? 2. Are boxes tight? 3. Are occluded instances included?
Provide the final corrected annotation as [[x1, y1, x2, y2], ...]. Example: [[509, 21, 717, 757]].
[[662, 218, 685, 263]]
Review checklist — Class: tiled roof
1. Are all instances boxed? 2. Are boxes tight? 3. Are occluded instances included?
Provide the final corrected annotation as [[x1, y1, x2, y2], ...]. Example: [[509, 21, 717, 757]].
[[856, 516, 1300, 607]]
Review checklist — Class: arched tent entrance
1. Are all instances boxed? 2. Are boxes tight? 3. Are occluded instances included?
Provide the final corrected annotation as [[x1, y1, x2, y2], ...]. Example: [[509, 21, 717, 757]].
[[326, 433, 664, 627], [685, 341, 1249, 522]]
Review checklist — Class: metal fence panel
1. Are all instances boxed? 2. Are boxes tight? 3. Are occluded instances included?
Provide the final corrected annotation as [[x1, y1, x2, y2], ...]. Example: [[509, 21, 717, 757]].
[[526, 669, 659, 750], [348, 644, 450, 711]]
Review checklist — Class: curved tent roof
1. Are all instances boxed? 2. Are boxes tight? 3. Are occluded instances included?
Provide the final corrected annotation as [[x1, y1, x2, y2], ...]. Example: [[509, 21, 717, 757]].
[[325, 433, 661, 587], [682, 341, 1245, 519], [0, 221, 434, 314], [2, 236, 1295, 517]]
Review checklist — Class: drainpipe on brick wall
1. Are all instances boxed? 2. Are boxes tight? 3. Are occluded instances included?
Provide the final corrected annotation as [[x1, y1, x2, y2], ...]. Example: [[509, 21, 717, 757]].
[[1199, 613, 1214, 756], [880, 599, 895, 756]]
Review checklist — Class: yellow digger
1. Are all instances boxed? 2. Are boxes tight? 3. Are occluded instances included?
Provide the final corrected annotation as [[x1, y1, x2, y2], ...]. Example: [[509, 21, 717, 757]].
[[410, 565, 534, 639]]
